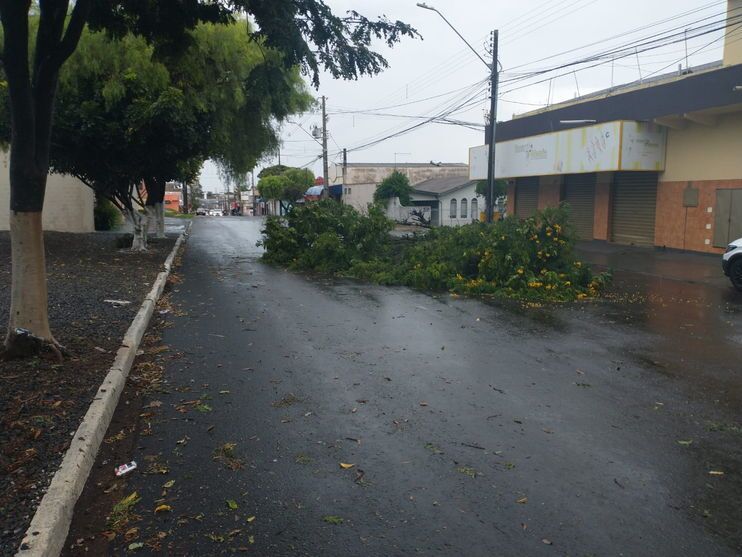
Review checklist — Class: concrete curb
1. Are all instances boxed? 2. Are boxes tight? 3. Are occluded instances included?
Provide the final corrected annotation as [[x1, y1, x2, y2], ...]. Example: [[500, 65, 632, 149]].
[[16, 223, 191, 557]]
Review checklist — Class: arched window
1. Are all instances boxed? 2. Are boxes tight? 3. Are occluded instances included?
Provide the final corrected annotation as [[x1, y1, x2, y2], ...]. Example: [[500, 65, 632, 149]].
[[450, 198, 457, 218], [471, 198, 478, 220], [460, 198, 468, 219]]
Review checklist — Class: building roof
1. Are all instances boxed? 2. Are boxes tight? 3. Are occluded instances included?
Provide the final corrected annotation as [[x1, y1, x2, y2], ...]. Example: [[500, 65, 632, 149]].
[[413, 176, 477, 196], [495, 61, 742, 142]]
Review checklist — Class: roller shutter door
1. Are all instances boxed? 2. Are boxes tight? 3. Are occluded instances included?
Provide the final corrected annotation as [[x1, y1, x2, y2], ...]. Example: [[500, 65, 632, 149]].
[[611, 172, 658, 246], [564, 174, 595, 240], [515, 177, 539, 219]]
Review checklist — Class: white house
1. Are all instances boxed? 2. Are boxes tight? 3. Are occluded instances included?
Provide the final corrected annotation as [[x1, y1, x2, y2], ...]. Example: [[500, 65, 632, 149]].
[[409, 176, 484, 227]]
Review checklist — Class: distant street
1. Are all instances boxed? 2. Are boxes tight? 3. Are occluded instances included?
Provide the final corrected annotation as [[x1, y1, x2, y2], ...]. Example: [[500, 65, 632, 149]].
[[67, 216, 742, 556]]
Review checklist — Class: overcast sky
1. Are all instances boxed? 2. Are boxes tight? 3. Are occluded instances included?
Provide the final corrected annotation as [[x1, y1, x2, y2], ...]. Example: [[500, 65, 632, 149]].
[[199, 0, 735, 192]]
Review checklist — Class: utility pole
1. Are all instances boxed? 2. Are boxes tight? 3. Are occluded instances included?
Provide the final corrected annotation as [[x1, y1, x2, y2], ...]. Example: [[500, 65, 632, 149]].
[[342, 148, 348, 187], [485, 30, 499, 223], [322, 95, 329, 194]]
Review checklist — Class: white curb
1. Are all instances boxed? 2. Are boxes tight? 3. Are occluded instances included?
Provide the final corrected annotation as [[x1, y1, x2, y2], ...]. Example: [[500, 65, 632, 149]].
[[16, 223, 191, 557]]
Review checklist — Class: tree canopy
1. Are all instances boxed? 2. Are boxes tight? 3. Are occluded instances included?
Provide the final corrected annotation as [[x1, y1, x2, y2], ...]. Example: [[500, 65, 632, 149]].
[[374, 170, 414, 206]]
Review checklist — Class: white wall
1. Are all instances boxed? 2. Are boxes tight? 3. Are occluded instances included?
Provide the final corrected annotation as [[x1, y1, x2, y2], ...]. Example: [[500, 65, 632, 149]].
[[439, 184, 483, 227], [0, 151, 94, 233]]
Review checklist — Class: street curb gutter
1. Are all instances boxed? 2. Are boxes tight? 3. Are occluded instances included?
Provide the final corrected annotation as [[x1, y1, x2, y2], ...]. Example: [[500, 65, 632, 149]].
[[16, 223, 191, 557]]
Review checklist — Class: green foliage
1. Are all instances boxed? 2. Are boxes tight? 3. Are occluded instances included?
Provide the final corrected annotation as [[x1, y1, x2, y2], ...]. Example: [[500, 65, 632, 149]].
[[374, 171, 413, 206], [257, 166, 314, 203], [94, 197, 122, 231], [258, 165, 290, 179], [258, 175, 291, 201], [261, 203, 610, 302], [260, 200, 394, 274]]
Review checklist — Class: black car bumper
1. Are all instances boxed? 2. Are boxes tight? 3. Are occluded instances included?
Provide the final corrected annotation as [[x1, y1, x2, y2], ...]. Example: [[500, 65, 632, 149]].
[[723, 258, 731, 276]]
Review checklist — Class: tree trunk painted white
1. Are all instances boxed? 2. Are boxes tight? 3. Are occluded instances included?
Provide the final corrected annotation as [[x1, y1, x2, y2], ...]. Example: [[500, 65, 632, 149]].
[[155, 202, 165, 238], [128, 208, 148, 251], [4, 212, 61, 357]]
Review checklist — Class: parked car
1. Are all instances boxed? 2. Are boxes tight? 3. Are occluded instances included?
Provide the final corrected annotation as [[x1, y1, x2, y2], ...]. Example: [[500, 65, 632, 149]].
[[195, 207, 207, 216], [722, 237, 742, 291], [208, 209, 221, 216]]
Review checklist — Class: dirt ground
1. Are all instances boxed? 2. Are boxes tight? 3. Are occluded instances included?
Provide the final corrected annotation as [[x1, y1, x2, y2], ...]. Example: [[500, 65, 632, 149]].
[[0, 232, 175, 557]]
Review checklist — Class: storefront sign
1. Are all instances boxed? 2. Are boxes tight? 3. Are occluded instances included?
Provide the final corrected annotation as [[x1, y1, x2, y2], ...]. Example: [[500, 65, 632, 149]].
[[469, 121, 666, 180]]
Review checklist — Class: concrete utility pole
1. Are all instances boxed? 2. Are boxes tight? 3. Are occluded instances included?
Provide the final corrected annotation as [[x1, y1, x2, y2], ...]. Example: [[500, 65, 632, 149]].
[[322, 95, 329, 194], [416, 3, 498, 223], [486, 30, 499, 223], [342, 148, 348, 186]]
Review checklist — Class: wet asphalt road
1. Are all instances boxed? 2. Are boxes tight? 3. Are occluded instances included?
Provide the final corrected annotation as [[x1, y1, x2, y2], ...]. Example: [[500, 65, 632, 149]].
[[74, 217, 742, 556]]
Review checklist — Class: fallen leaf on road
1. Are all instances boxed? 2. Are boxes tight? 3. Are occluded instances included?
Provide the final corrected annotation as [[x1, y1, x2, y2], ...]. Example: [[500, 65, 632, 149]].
[[516, 497, 528, 504], [339, 462, 355, 469], [542, 539, 553, 545], [709, 470, 725, 476], [419, 402, 429, 407], [677, 440, 693, 446], [226, 499, 238, 510], [128, 542, 144, 551], [196, 403, 212, 413], [247, 516, 256, 523], [323, 515, 344, 525], [219, 390, 231, 395], [145, 401, 162, 408], [101, 531, 116, 541], [248, 535, 255, 544], [154, 504, 172, 513], [162, 480, 175, 489]]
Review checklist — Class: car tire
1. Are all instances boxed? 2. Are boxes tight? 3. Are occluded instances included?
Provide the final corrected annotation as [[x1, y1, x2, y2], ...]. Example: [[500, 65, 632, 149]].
[[730, 258, 742, 292]]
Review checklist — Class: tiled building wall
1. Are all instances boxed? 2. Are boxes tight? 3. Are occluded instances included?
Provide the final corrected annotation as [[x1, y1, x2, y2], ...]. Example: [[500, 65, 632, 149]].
[[655, 179, 742, 253]]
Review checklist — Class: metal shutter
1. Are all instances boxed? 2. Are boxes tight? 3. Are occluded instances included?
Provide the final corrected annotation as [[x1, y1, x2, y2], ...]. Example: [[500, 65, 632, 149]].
[[713, 189, 742, 247], [515, 177, 539, 219], [564, 174, 595, 240], [611, 172, 658, 246]]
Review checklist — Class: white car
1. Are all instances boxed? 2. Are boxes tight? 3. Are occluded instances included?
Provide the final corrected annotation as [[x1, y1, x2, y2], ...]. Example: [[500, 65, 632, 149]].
[[208, 209, 221, 216], [722, 237, 742, 291]]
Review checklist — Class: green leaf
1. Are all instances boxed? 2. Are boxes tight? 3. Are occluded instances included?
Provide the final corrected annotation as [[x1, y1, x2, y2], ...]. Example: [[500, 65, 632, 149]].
[[226, 499, 238, 510], [323, 515, 344, 525]]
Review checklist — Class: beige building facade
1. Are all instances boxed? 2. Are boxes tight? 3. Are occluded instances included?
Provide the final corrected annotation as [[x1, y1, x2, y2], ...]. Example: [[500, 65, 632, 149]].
[[0, 151, 95, 233]]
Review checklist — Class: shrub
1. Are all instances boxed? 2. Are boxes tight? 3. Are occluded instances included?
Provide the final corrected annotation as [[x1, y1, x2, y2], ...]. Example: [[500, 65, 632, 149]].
[[94, 196, 122, 231], [260, 202, 610, 302], [260, 200, 394, 274]]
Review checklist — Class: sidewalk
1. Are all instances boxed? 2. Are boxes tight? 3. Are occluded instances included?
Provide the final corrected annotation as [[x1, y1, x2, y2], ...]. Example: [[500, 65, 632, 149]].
[[577, 240, 728, 288]]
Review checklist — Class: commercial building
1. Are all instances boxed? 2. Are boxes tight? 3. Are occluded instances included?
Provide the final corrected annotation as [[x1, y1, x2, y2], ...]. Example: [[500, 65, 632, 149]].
[[472, 0, 742, 253]]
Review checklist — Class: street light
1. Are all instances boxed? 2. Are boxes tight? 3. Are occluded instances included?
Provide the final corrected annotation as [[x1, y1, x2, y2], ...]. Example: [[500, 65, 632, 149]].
[[417, 3, 499, 223]]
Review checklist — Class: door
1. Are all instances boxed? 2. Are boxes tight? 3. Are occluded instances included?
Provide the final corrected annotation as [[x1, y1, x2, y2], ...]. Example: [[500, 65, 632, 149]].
[[515, 177, 539, 219], [611, 172, 658, 246], [713, 189, 742, 247], [564, 173, 596, 240]]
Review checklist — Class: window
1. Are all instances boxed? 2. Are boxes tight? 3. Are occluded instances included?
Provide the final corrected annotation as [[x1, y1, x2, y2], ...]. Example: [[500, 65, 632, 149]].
[[471, 198, 478, 220], [460, 198, 468, 219], [449, 198, 457, 218], [348, 187, 351, 194]]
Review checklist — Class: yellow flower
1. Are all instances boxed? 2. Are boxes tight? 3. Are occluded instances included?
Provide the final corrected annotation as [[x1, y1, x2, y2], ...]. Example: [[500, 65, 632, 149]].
[[517, 268, 524, 275]]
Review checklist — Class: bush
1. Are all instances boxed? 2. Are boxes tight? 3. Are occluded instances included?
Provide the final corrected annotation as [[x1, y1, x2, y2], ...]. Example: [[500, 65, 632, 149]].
[[94, 197, 121, 231], [260, 202, 610, 302], [259, 200, 394, 274]]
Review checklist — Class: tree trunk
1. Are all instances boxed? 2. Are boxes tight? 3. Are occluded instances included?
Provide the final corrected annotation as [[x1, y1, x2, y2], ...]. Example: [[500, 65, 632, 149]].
[[128, 207, 148, 251], [3, 212, 63, 359], [155, 202, 165, 238]]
